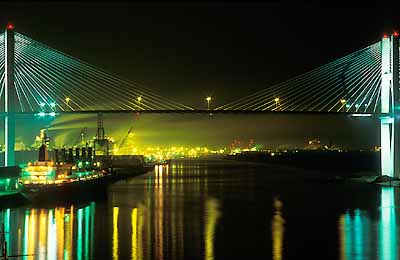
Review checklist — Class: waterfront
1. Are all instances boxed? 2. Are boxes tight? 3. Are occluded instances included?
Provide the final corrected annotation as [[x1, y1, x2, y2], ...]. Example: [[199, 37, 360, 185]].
[[1, 159, 398, 259]]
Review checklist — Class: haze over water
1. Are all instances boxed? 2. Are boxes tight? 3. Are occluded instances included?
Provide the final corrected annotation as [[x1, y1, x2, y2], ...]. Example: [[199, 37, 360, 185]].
[[1, 160, 398, 259]]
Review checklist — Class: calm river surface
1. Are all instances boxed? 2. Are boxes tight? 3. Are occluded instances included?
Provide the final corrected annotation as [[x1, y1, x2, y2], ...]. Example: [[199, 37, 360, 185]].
[[1, 159, 398, 259]]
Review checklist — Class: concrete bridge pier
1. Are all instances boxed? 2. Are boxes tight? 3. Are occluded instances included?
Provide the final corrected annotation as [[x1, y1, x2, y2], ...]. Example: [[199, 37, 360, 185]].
[[4, 24, 16, 167], [380, 32, 400, 178]]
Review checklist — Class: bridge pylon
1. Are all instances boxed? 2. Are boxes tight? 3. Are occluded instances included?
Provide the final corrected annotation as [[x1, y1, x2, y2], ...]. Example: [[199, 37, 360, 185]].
[[4, 23, 16, 167], [380, 32, 400, 177]]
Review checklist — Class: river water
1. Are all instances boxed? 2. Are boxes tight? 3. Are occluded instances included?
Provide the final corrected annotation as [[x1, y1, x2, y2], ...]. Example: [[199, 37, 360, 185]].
[[1, 159, 398, 259]]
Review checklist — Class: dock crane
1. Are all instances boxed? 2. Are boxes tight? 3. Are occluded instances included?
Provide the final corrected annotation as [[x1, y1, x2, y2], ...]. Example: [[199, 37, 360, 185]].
[[118, 126, 134, 151]]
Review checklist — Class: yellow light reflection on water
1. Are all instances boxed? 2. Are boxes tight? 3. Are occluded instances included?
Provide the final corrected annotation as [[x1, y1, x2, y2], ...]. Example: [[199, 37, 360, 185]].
[[132, 208, 138, 260], [131, 204, 145, 260], [55, 208, 65, 260], [338, 214, 346, 260], [272, 197, 285, 260], [39, 209, 47, 257], [11, 204, 95, 260], [28, 209, 36, 259], [113, 207, 119, 260], [23, 210, 29, 259], [155, 170, 164, 260], [47, 209, 57, 260], [204, 197, 220, 260], [65, 205, 74, 260]]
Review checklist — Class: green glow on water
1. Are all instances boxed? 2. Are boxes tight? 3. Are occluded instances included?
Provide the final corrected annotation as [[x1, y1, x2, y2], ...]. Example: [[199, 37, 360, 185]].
[[90, 203, 95, 260], [23, 210, 29, 259], [344, 212, 352, 257], [84, 205, 90, 259], [77, 208, 83, 260], [4, 209, 10, 254], [380, 187, 397, 260], [353, 209, 363, 258]]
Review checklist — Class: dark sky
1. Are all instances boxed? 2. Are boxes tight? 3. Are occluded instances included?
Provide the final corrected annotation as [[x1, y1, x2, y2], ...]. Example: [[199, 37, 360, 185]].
[[0, 2, 394, 149]]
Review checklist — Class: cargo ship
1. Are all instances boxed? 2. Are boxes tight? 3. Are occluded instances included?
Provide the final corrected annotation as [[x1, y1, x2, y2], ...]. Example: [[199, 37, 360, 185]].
[[18, 132, 114, 202]]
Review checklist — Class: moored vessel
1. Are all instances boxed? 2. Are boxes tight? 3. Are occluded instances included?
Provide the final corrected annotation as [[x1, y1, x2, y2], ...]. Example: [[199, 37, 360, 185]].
[[18, 132, 113, 202]]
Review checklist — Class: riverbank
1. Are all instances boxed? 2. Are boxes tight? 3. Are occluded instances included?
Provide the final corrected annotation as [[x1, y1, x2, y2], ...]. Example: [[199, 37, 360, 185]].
[[222, 151, 395, 185]]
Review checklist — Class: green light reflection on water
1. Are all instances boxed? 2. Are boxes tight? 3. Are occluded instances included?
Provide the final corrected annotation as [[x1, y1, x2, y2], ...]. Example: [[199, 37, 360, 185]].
[[84, 205, 90, 260], [380, 187, 397, 260], [77, 208, 83, 260], [4, 209, 10, 254]]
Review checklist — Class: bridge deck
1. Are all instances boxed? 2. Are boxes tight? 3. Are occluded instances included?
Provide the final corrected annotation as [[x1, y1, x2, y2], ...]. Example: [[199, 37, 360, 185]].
[[0, 110, 381, 117]]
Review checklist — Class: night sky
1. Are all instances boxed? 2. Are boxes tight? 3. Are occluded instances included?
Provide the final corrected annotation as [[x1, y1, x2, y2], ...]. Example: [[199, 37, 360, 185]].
[[0, 2, 396, 149]]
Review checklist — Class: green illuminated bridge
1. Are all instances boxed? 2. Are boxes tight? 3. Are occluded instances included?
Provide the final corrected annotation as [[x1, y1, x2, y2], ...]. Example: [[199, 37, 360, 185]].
[[0, 24, 399, 178]]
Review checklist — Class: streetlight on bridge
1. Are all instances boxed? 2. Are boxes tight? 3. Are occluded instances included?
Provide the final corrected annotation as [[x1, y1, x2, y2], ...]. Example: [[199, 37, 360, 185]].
[[274, 97, 280, 110], [206, 96, 212, 110], [137, 96, 142, 110], [340, 99, 346, 112]]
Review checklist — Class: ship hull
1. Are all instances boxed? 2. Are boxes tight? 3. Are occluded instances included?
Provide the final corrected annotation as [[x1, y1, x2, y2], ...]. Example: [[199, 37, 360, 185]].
[[21, 174, 116, 203], [21, 168, 150, 204]]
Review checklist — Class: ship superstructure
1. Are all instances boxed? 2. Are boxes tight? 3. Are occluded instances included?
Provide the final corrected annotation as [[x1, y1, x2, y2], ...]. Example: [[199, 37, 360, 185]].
[[19, 130, 109, 187]]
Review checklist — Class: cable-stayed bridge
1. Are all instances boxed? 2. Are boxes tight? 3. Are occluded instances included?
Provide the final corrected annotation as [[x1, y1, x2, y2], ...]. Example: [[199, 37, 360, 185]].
[[0, 24, 399, 178], [0, 25, 382, 115]]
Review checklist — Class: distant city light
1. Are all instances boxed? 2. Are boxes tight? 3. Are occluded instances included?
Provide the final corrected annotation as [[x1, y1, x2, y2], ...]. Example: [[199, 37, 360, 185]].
[[38, 112, 45, 117], [49, 112, 56, 117], [340, 99, 346, 104], [274, 98, 280, 103], [137, 96, 142, 102], [39, 102, 46, 107], [50, 102, 56, 108]]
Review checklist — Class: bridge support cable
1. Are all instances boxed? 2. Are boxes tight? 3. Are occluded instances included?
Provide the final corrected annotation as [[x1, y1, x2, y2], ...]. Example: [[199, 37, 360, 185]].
[[217, 47, 368, 111], [271, 48, 378, 111], [217, 43, 382, 113], [0, 31, 194, 113]]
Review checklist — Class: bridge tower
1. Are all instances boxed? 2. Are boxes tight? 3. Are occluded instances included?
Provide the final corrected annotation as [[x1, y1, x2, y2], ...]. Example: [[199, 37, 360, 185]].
[[4, 23, 16, 166], [381, 32, 400, 177]]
